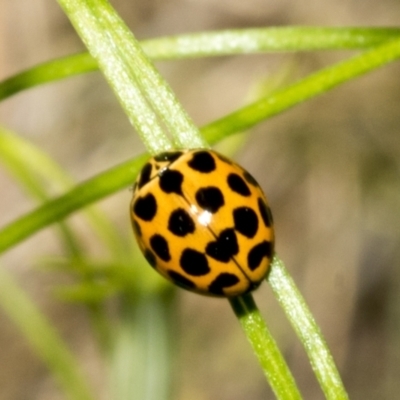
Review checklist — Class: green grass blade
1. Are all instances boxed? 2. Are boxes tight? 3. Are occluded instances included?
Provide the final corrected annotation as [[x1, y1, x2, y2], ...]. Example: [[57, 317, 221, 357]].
[[0, 126, 126, 260], [111, 296, 172, 400], [1, 27, 400, 101], [0, 154, 147, 254], [78, 0, 205, 149], [230, 294, 302, 399], [0, 266, 95, 400], [56, 0, 172, 154], [56, 0, 203, 152], [0, 53, 96, 100], [143, 26, 400, 58], [0, 127, 85, 257], [268, 256, 349, 400], [0, 128, 69, 199], [202, 36, 400, 143]]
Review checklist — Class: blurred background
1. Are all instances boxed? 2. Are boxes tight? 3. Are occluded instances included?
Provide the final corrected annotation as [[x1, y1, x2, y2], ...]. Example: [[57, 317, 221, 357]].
[[1, 0, 400, 399]]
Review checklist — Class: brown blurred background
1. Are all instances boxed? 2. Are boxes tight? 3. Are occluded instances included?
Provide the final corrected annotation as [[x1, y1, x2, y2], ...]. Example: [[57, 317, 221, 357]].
[[1, 0, 400, 399]]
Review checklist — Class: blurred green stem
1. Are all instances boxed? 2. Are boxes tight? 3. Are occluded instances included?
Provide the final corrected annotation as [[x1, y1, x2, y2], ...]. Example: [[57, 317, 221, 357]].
[[111, 294, 173, 400], [0, 266, 95, 400]]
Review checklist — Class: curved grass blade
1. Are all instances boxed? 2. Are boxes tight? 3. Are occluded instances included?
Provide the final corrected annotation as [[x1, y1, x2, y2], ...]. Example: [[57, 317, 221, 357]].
[[55, 2, 172, 154], [1, 27, 400, 101], [75, 0, 205, 149], [202, 36, 400, 143], [57, 0, 201, 153], [0, 154, 147, 254], [230, 294, 302, 399], [144, 26, 400, 58], [0, 127, 126, 261], [268, 256, 349, 400]]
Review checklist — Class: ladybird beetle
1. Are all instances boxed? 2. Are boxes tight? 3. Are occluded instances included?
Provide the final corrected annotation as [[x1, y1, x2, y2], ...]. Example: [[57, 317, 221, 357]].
[[130, 149, 274, 297]]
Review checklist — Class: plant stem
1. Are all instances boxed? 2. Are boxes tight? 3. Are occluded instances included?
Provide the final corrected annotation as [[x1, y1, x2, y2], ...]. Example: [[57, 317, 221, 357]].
[[2, 27, 400, 102], [230, 294, 302, 400], [56, 0, 172, 154], [0, 155, 147, 254], [202, 36, 400, 143], [56, 0, 207, 152], [268, 256, 349, 400]]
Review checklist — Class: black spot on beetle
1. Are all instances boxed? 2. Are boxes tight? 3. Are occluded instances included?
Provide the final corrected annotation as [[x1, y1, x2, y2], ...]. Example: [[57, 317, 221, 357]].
[[258, 197, 273, 227], [180, 248, 210, 276], [154, 151, 183, 163], [133, 194, 157, 221], [131, 218, 142, 237], [150, 234, 171, 262], [242, 170, 259, 187], [208, 273, 241, 295], [245, 280, 262, 293], [144, 249, 157, 268], [195, 187, 224, 213], [137, 163, 152, 189], [233, 207, 258, 238], [227, 173, 251, 196], [159, 169, 184, 195], [206, 229, 238, 262], [167, 270, 197, 289], [215, 153, 233, 165], [168, 208, 195, 237], [188, 151, 216, 173], [247, 241, 273, 271]]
